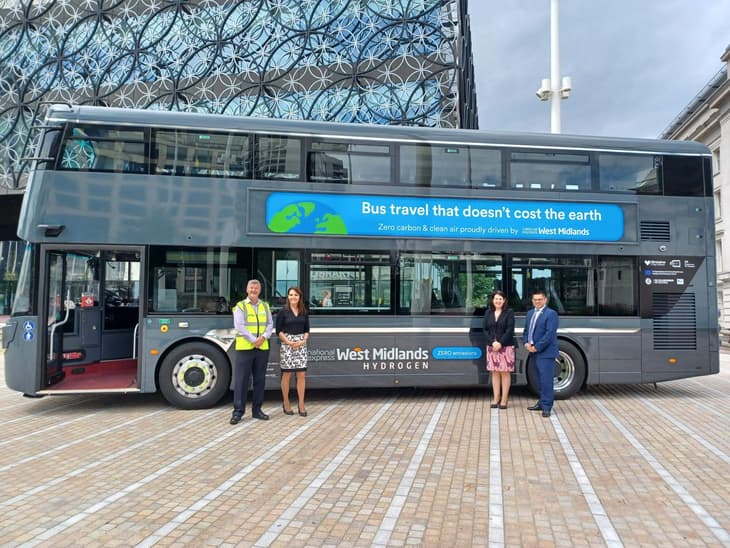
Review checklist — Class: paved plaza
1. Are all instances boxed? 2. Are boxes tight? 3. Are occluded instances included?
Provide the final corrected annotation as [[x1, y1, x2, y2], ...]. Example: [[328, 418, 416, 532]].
[[0, 352, 729, 547]]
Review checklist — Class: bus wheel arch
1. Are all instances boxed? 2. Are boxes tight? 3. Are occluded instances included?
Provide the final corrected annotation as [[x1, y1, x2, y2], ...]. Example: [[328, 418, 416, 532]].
[[527, 339, 587, 400], [157, 340, 232, 409]]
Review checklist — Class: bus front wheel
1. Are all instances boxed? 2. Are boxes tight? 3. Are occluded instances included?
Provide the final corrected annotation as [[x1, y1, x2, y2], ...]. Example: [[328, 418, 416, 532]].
[[527, 340, 586, 400], [158, 342, 231, 409]]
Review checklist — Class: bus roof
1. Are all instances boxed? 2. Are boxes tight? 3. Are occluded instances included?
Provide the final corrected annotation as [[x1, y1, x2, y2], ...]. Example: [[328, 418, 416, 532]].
[[45, 104, 711, 157]]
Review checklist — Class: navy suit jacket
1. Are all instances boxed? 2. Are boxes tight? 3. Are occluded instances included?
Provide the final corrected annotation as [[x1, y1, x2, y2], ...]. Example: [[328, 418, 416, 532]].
[[522, 306, 559, 359]]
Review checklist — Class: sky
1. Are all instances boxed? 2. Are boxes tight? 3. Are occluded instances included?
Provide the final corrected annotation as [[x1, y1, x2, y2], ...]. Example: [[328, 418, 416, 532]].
[[469, 1, 730, 138]]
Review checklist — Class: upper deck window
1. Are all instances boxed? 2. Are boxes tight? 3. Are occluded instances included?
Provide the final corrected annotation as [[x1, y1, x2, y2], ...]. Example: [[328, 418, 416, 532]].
[[257, 135, 302, 180], [399, 145, 501, 188], [598, 153, 660, 194], [510, 151, 591, 191], [308, 141, 391, 184], [662, 155, 705, 197], [471, 147, 503, 188], [59, 125, 146, 173], [152, 130, 250, 178]]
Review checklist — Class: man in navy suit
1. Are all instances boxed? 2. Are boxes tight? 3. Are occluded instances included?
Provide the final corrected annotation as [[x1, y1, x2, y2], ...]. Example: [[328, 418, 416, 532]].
[[523, 290, 559, 417]]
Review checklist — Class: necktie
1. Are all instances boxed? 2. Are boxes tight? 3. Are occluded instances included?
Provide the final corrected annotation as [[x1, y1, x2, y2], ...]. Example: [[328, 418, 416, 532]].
[[527, 308, 541, 342]]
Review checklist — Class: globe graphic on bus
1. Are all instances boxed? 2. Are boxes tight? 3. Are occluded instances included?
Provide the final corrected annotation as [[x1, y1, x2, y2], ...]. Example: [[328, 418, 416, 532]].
[[267, 201, 348, 235]]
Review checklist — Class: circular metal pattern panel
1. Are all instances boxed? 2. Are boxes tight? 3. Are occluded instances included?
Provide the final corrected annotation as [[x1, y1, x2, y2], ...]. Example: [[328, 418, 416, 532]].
[[0, 0, 476, 189]]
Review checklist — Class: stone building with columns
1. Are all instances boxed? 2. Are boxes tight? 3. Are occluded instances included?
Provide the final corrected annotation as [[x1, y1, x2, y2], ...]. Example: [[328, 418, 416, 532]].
[[661, 45, 730, 344]]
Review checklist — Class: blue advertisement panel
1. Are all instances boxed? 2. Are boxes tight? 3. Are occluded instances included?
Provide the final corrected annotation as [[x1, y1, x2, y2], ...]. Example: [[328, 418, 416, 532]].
[[266, 192, 624, 241]]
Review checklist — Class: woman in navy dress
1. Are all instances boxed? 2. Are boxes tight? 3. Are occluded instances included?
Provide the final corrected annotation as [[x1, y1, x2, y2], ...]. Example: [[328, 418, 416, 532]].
[[483, 290, 516, 409]]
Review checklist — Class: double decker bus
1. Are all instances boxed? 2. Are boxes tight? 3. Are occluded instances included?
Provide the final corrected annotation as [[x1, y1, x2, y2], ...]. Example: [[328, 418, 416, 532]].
[[2, 105, 719, 409]]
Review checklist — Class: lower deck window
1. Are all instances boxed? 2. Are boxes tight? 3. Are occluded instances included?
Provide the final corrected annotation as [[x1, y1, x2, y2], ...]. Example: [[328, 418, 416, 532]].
[[509, 256, 636, 315], [145, 246, 638, 317], [398, 253, 502, 315], [308, 252, 391, 311]]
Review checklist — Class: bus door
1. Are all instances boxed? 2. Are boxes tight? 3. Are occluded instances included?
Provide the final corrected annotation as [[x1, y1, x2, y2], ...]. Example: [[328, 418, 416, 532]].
[[40, 247, 143, 391], [44, 251, 67, 386], [99, 250, 142, 363]]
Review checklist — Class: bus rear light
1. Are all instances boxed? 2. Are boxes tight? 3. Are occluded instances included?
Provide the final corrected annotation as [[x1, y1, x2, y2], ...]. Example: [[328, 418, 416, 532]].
[[668, 358, 677, 364]]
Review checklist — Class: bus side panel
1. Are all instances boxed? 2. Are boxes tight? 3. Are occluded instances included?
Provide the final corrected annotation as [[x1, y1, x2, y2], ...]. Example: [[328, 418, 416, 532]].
[[641, 257, 716, 382], [393, 333, 486, 388], [265, 332, 490, 389], [2, 316, 40, 395], [267, 335, 397, 389], [596, 335, 642, 384]]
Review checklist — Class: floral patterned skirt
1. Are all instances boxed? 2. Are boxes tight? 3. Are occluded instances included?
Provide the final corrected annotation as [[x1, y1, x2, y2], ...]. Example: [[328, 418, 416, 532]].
[[486, 345, 515, 372], [280, 333, 308, 371]]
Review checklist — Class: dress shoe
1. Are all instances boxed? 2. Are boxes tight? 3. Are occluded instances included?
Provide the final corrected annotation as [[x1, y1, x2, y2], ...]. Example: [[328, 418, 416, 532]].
[[252, 410, 270, 420], [527, 403, 542, 411], [499, 404, 508, 410], [490, 402, 499, 409], [282, 405, 294, 416], [229, 414, 242, 425], [298, 407, 308, 417], [542, 409, 551, 418]]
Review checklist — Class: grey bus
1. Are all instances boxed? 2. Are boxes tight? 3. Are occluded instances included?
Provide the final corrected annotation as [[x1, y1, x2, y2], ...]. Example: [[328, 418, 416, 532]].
[[2, 105, 719, 409]]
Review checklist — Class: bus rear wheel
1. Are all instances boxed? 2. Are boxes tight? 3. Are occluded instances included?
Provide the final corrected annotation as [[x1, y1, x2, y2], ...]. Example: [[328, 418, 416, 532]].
[[158, 342, 231, 409], [527, 340, 586, 400]]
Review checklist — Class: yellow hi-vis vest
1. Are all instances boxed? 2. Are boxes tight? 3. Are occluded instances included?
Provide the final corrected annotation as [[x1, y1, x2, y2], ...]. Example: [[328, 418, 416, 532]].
[[234, 300, 270, 350]]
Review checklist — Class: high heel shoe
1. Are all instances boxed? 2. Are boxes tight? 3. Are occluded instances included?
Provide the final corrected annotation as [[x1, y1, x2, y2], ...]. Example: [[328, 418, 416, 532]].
[[490, 402, 499, 409], [282, 405, 294, 416], [298, 406, 308, 417], [499, 404, 508, 409]]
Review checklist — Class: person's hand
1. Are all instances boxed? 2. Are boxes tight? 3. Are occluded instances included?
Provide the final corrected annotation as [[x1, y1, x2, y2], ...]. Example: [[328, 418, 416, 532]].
[[491, 341, 502, 351], [254, 335, 265, 348]]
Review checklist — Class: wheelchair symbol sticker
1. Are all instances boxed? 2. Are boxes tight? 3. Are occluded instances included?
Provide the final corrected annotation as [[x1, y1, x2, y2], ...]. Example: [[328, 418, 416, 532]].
[[23, 320, 35, 331]]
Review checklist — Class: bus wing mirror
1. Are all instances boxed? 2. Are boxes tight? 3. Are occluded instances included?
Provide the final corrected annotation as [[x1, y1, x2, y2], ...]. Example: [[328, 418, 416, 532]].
[[37, 224, 65, 237]]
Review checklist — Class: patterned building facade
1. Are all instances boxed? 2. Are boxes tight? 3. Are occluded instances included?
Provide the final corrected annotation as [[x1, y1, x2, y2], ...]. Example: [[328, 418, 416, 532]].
[[661, 45, 730, 345], [0, 0, 477, 314]]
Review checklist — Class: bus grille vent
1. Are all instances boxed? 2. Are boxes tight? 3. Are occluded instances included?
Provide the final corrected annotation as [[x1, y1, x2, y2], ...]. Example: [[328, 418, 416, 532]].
[[640, 221, 670, 241], [653, 293, 696, 350]]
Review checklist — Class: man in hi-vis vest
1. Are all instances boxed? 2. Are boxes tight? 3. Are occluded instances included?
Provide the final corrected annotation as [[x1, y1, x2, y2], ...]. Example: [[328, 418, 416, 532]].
[[230, 279, 273, 424]]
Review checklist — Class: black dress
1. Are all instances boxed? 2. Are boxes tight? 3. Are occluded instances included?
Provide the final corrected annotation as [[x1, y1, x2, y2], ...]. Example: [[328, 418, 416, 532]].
[[275, 308, 310, 370]]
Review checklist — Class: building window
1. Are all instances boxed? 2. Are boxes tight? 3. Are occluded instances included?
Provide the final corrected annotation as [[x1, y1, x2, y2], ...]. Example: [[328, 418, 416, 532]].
[[715, 188, 722, 220], [717, 240, 723, 273], [712, 148, 720, 175], [718, 290, 723, 326]]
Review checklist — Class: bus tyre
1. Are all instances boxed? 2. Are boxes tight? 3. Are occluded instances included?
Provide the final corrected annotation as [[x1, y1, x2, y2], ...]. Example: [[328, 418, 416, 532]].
[[158, 342, 231, 409], [527, 340, 586, 400]]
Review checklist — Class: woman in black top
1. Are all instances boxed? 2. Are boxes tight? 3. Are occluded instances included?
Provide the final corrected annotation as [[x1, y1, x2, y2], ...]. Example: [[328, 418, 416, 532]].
[[483, 290, 516, 409], [276, 286, 310, 416]]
